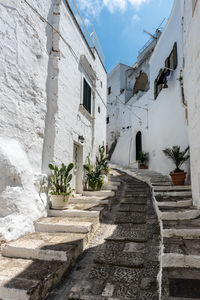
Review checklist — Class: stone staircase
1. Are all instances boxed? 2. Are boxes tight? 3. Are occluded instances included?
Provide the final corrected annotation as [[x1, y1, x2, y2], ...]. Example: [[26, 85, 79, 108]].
[[0, 179, 119, 300], [111, 165, 200, 300]]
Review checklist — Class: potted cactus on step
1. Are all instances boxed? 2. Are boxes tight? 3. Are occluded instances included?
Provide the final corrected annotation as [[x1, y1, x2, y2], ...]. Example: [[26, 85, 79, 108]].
[[48, 163, 74, 209]]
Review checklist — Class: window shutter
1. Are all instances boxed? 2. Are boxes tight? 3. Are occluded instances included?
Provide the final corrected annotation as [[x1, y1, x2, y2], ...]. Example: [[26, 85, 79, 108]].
[[83, 78, 91, 114], [154, 79, 158, 100], [173, 42, 178, 70]]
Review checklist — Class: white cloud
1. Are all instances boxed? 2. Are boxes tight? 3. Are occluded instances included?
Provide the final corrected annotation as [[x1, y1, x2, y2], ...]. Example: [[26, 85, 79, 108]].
[[76, 0, 150, 18], [103, 0, 127, 13], [132, 14, 141, 22]]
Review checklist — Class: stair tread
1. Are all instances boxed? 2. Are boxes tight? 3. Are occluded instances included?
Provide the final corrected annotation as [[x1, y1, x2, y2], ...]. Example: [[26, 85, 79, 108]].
[[163, 217, 200, 229], [163, 237, 200, 256], [0, 255, 72, 299]]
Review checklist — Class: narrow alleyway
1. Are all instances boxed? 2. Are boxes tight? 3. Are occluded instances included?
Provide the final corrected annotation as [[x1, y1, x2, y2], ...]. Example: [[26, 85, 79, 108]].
[[47, 171, 161, 300]]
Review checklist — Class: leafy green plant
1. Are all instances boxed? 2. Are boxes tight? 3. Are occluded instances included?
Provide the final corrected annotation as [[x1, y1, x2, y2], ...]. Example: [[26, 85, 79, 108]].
[[138, 151, 149, 165], [96, 143, 110, 175], [163, 146, 190, 173], [83, 154, 104, 190], [49, 163, 74, 197]]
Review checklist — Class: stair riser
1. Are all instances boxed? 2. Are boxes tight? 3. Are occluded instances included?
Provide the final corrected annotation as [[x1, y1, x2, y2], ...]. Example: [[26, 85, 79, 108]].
[[35, 223, 92, 234], [83, 191, 115, 197], [157, 200, 193, 208], [48, 209, 100, 219], [162, 254, 200, 269], [160, 210, 200, 221], [2, 245, 84, 263], [163, 229, 200, 238]]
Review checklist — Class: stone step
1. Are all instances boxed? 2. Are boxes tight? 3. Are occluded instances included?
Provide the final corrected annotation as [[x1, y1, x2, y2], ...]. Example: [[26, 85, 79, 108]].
[[156, 195, 192, 202], [71, 195, 110, 204], [48, 208, 100, 219], [163, 236, 200, 255], [162, 253, 200, 269], [159, 206, 194, 212], [162, 268, 200, 299], [163, 228, 200, 238], [106, 180, 121, 186], [82, 190, 115, 197], [35, 217, 97, 234], [153, 185, 191, 192], [1, 232, 87, 262], [102, 184, 118, 191], [154, 191, 192, 197], [160, 208, 200, 221], [152, 182, 172, 186], [0, 255, 75, 300], [157, 199, 193, 208], [163, 217, 200, 228]]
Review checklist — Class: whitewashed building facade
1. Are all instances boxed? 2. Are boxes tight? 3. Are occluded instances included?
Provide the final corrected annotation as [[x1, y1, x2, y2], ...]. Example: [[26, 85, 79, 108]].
[[183, 0, 200, 207], [107, 0, 190, 177], [0, 0, 107, 241]]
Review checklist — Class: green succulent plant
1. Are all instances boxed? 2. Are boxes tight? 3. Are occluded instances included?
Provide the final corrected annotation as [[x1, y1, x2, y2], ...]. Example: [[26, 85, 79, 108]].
[[49, 163, 74, 196], [163, 146, 190, 173], [83, 153, 104, 190]]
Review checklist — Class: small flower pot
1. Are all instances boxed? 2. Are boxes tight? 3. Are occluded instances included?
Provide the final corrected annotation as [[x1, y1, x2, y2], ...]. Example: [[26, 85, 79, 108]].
[[50, 195, 70, 210], [139, 164, 148, 169], [170, 172, 187, 186]]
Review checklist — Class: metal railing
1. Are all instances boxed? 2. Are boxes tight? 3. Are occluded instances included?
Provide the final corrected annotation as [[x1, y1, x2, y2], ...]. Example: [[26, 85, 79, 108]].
[[67, 0, 105, 64]]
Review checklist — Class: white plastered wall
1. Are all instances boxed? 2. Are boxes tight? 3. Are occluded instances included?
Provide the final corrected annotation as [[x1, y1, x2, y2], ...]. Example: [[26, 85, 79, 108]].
[[111, 0, 189, 177], [183, 0, 200, 207], [0, 0, 106, 240]]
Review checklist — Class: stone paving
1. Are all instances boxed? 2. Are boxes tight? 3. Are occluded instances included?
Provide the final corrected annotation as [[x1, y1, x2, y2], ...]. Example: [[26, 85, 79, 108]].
[[47, 171, 161, 300]]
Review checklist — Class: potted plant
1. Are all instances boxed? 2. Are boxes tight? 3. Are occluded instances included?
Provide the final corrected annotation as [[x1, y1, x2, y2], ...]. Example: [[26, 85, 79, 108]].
[[83, 154, 104, 191], [138, 151, 149, 169], [96, 143, 110, 175], [48, 162, 74, 209], [163, 146, 190, 185]]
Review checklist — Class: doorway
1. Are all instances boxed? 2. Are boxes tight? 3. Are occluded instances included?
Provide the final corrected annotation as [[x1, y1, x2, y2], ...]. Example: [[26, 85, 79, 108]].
[[136, 131, 142, 161], [73, 143, 83, 194]]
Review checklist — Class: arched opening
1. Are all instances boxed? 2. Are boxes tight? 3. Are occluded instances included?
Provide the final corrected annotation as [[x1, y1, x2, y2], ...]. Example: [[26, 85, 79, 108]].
[[133, 72, 149, 96], [136, 131, 142, 161]]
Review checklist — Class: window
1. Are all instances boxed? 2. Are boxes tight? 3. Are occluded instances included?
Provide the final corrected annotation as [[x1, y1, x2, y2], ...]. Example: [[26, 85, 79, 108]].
[[100, 81, 103, 88], [154, 42, 178, 100], [192, 0, 198, 15], [106, 116, 109, 124], [165, 42, 178, 71], [98, 106, 101, 113], [108, 86, 111, 95], [83, 78, 91, 114]]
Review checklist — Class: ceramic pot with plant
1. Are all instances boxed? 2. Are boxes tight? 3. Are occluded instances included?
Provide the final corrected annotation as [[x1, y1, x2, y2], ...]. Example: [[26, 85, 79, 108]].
[[83, 154, 104, 191], [49, 162, 74, 209], [163, 146, 190, 185], [138, 151, 149, 169]]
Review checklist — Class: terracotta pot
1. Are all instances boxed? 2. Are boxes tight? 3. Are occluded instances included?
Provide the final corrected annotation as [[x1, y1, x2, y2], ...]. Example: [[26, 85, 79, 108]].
[[170, 172, 187, 186], [139, 165, 148, 169], [50, 195, 70, 210]]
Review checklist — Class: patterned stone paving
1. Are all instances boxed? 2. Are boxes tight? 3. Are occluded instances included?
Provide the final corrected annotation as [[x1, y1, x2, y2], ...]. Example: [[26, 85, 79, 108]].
[[47, 172, 161, 300]]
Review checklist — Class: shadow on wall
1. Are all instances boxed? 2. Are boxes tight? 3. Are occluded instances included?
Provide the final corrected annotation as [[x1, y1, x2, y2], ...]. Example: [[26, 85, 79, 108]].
[[108, 138, 118, 161], [0, 138, 48, 241]]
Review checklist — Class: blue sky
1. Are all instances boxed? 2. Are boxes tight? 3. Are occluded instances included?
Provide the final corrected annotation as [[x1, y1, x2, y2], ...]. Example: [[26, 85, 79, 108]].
[[75, 0, 174, 72]]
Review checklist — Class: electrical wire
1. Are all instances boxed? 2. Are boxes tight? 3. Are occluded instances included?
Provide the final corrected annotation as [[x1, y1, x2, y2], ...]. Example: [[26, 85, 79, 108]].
[[23, 0, 107, 108]]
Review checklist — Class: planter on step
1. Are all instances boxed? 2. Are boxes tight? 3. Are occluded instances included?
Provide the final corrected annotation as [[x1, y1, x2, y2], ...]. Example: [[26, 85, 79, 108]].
[[170, 172, 187, 186], [139, 164, 148, 169], [50, 195, 70, 210]]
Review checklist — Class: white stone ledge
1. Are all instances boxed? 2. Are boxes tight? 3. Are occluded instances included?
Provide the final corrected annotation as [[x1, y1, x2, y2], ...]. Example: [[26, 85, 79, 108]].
[[162, 253, 200, 268]]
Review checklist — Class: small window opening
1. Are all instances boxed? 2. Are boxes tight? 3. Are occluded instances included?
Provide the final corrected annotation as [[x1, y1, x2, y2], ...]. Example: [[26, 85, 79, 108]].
[[108, 86, 111, 95], [106, 116, 110, 124], [83, 78, 91, 114], [98, 106, 101, 113]]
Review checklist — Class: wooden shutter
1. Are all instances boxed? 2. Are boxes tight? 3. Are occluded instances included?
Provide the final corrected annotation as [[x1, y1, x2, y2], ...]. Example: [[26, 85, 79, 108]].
[[83, 78, 91, 114], [173, 42, 178, 70]]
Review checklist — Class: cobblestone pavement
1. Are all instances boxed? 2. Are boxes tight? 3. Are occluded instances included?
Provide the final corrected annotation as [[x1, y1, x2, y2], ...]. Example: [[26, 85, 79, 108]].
[[47, 171, 161, 300]]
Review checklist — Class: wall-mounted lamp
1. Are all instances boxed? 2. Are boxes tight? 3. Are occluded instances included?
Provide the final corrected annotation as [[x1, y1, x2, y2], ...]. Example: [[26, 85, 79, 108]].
[[78, 135, 85, 144]]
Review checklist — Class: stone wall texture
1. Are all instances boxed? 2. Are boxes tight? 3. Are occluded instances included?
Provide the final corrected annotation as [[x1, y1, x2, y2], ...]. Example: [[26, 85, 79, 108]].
[[183, 0, 200, 207], [0, 0, 106, 240]]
